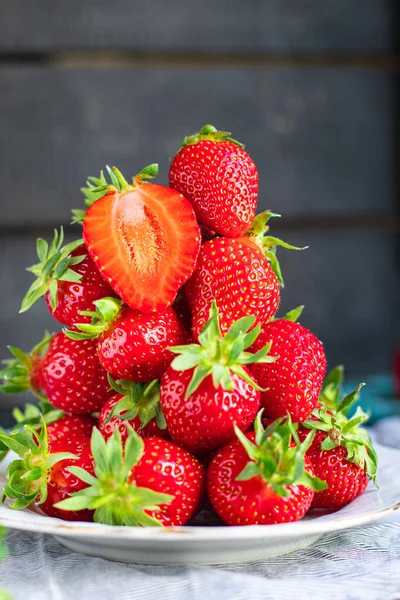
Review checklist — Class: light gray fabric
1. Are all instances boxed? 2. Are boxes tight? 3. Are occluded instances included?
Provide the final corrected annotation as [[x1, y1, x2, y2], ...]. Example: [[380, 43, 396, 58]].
[[1, 418, 400, 600]]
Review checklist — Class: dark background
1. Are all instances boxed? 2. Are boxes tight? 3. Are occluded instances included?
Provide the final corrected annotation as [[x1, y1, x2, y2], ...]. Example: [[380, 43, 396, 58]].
[[0, 1, 399, 424]]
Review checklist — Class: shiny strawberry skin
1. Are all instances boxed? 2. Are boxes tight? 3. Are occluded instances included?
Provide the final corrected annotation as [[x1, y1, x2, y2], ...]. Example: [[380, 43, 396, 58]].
[[45, 246, 115, 327], [160, 365, 260, 456], [251, 319, 326, 422], [298, 429, 368, 508], [46, 414, 97, 444], [99, 394, 168, 442], [96, 306, 190, 382], [185, 237, 280, 340], [40, 332, 112, 414], [41, 436, 95, 521], [129, 437, 204, 526], [169, 140, 258, 238], [83, 184, 201, 313], [207, 432, 315, 525]]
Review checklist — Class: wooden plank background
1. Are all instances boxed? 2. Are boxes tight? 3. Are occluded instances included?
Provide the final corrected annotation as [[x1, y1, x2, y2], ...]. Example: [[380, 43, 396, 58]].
[[0, 1, 399, 424]]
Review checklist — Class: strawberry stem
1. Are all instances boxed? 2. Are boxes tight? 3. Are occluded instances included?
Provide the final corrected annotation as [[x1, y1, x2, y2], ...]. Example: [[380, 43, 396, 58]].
[[169, 300, 278, 399], [55, 427, 174, 526], [65, 297, 123, 341], [235, 412, 327, 496], [180, 124, 245, 149], [303, 382, 378, 484]]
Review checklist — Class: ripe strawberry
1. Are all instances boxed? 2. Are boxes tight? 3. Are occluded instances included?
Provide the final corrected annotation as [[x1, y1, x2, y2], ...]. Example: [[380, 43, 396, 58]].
[[0, 423, 94, 521], [100, 378, 168, 442], [81, 165, 201, 313], [46, 414, 97, 444], [251, 311, 326, 422], [300, 382, 378, 508], [0, 333, 51, 399], [56, 427, 204, 527], [20, 228, 115, 326], [67, 297, 190, 382], [160, 301, 277, 456], [185, 211, 304, 339], [169, 125, 258, 238], [40, 332, 112, 413], [207, 413, 326, 526]]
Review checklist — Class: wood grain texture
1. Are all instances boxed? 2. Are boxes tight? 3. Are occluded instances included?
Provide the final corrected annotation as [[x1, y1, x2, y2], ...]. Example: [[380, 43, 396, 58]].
[[0, 0, 395, 54], [0, 66, 395, 226]]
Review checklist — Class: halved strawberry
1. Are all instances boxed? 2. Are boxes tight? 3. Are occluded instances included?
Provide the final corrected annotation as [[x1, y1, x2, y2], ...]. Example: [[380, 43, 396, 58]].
[[82, 165, 201, 313]]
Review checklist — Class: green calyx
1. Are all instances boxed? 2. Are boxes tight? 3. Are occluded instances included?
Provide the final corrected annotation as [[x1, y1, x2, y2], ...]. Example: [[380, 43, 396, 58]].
[[303, 381, 378, 484], [20, 228, 85, 313], [180, 124, 244, 149], [0, 421, 77, 510], [64, 297, 123, 340], [0, 333, 52, 399], [12, 398, 64, 432], [270, 305, 305, 323], [318, 365, 345, 411], [235, 412, 327, 497], [55, 427, 174, 526], [248, 211, 308, 287], [105, 376, 166, 431], [169, 300, 278, 399], [72, 164, 159, 224]]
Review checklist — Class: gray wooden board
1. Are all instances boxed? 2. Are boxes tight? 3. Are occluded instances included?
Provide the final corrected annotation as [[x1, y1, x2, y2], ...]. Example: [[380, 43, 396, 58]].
[[0, 229, 398, 418], [0, 66, 395, 226], [0, 0, 395, 53]]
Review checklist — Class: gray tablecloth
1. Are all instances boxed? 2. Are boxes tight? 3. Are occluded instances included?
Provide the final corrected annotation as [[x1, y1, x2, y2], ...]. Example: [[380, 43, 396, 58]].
[[1, 417, 400, 600]]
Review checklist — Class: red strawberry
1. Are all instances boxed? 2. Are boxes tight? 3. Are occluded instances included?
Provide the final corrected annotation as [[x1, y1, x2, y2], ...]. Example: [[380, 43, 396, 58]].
[[67, 298, 190, 382], [207, 414, 326, 526], [160, 301, 277, 456], [56, 427, 205, 527], [0, 333, 51, 399], [46, 414, 97, 444], [0, 424, 94, 521], [300, 382, 377, 508], [81, 165, 201, 313], [100, 378, 168, 442], [39, 331, 112, 414], [251, 312, 326, 422], [20, 228, 115, 326], [185, 212, 303, 339], [169, 125, 258, 238]]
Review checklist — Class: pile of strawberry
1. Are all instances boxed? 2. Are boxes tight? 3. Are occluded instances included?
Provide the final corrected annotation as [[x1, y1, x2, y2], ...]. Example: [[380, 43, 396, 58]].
[[0, 125, 377, 528]]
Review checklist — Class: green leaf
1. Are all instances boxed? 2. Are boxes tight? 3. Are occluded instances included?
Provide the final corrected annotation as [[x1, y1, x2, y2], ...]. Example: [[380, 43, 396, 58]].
[[36, 238, 49, 262], [235, 462, 260, 481], [186, 364, 212, 398], [281, 305, 305, 322]]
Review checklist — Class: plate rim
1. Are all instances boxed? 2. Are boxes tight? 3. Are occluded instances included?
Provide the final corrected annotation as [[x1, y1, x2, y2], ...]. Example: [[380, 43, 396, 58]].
[[0, 443, 399, 542]]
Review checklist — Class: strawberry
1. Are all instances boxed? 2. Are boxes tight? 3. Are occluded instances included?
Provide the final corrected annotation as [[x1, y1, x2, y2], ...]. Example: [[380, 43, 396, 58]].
[[20, 228, 115, 326], [100, 378, 167, 442], [80, 165, 201, 313], [207, 413, 326, 526], [55, 427, 204, 527], [169, 125, 258, 238], [250, 309, 326, 422], [0, 423, 94, 521], [0, 333, 51, 400], [46, 414, 97, 444], [160, 301, 277, 456], [39, 332, 112, 414], [300, 382, 378, 508], [66, 297, 190, 382], [185, 211, 304, 339]]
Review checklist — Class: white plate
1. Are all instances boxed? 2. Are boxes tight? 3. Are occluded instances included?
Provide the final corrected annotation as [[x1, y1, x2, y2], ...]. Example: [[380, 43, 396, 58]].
[[0, 443, 399, 565]]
